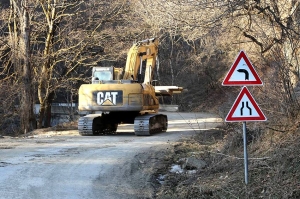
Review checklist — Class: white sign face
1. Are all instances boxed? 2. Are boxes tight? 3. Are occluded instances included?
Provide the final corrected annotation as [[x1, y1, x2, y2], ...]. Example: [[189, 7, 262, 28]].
[[222, 51, 263, 86], [231, 94, 260, 118], [225, 87, 266, 122], [228, 58, 257, 81]]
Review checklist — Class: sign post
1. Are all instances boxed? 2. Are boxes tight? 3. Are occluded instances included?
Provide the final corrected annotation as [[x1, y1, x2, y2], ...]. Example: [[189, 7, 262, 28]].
[[243, 122, 248, 184], [222, 50, 266, 185]]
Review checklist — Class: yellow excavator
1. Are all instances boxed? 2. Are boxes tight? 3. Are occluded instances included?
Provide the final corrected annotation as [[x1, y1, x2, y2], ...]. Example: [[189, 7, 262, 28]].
[[78, 38, 183, 135]]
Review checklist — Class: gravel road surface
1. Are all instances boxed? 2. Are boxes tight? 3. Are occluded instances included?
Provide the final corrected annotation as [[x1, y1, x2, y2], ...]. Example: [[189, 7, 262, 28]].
[[0, 112, 222, 199]]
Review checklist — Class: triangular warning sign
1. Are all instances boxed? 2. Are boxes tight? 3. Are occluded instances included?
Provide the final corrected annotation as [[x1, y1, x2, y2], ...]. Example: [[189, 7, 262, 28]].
[[225, 86, 267, 122], [222, 50, 263, 86]]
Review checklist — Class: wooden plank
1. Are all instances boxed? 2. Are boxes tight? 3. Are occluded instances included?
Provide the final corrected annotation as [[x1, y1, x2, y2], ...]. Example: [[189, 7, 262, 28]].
[[154, 86, 184, 96]]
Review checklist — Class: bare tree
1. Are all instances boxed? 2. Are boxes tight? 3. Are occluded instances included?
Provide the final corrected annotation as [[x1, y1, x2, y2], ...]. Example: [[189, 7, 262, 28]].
[[135, 0, 300, 119], [0, 0, 141, 132], [8, 0, 35, 134], [30, 0, 133, 128]]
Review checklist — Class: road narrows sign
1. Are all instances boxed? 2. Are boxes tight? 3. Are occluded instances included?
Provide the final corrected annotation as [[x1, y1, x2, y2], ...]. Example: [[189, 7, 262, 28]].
[[222, 50, 263, 86], [225, 86, 267, 122]]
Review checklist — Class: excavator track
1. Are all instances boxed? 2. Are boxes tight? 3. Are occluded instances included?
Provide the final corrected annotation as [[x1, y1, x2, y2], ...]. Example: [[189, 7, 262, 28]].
[[134, 114, 168, 136], [79, 113, 167, 136], [78, 114, 118, 136], [78, 114, 101, 136]]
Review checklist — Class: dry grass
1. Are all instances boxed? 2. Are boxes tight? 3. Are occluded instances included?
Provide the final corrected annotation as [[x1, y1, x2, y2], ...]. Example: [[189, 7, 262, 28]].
[[152, 124, 300, 199]]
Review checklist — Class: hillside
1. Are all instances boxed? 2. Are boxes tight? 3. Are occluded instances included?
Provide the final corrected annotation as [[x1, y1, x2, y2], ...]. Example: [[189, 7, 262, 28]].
[[149, 124, 300, 198]]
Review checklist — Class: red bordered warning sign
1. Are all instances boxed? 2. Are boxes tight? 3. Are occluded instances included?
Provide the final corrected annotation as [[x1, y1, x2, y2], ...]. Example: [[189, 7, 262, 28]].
[[226, 86, 267, 122], [222, 51, 263, 86]]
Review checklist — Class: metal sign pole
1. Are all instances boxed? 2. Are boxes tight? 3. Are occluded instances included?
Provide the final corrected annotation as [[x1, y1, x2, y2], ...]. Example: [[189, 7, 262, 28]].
[[243, 121, 249, 184]]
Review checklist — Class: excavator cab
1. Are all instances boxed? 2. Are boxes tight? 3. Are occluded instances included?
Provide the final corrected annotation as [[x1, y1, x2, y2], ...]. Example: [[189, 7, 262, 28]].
[[92, 67, 123, 84]]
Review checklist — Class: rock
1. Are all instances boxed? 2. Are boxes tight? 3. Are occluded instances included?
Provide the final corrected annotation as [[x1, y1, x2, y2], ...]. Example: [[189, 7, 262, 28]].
[[170, 164, 184, 173], [182, 157, 207, 170]]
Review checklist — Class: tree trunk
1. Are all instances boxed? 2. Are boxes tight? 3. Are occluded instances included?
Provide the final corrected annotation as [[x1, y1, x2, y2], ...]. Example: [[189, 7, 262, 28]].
[[38, 103, 46, 128], [38, 91, 55, 128], [37, 1, 57, 128], [14, 0, 36, 134], [45, 92, 55, 127]]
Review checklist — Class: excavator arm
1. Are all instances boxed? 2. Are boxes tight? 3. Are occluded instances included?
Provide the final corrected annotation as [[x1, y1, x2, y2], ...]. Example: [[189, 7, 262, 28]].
[[122, 38, 158, 84]]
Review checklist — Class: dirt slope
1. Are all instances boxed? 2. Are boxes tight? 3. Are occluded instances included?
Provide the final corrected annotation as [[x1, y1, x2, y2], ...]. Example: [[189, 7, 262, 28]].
[[149, 125, 300, 199]]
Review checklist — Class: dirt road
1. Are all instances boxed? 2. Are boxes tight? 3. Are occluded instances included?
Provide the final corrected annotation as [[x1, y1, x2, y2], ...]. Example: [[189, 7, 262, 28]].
[[0, 112, 222, 199]]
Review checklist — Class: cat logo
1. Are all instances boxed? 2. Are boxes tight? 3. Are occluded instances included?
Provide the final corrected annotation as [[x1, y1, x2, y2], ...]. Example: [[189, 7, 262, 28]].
[[95, 91, 122, 105]]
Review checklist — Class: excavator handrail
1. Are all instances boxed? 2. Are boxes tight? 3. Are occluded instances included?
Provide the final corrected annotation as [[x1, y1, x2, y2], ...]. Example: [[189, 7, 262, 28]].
[[136, 37, 156, 45]]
